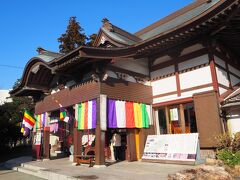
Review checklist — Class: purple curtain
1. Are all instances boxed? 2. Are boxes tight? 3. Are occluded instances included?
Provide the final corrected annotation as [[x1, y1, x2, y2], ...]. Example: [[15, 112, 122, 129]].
[[92, 99, 97, 129], [107, 99, 117, 128]]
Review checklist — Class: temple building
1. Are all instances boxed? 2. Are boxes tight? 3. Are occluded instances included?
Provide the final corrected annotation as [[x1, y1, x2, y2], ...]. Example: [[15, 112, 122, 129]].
[[10, 0, 240, 165]]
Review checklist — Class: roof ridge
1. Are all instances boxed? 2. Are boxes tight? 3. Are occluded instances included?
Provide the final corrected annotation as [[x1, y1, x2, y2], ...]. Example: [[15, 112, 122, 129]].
[[134, 0, 208, 37]]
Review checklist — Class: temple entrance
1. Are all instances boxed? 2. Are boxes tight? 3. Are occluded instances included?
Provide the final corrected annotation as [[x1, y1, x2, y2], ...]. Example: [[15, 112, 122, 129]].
[[105, 129, 127, 161]]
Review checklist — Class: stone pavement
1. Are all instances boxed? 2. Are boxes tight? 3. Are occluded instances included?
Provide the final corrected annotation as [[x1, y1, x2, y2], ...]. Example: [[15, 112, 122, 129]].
[[4, 156, 194, 180], [0, 165, 44, 180]]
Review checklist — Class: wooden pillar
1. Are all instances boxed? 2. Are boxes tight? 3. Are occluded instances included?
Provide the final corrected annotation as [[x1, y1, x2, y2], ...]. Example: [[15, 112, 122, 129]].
[[179, 104, 186, 133], [209, 52, 219, 93], [126, 129, 137, 161], [95, 97, 105, 165], [164, 107, 171, 134], [73, 127, 82, 162], [175, 64, 181, 97], [225, 61, 232, 89], [32, 132, 37, 159], [43, 127, 50, 160]]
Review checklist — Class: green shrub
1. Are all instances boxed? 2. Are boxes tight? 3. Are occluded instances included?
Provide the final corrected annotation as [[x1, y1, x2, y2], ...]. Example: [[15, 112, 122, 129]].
[[217, 149, 240, 167]]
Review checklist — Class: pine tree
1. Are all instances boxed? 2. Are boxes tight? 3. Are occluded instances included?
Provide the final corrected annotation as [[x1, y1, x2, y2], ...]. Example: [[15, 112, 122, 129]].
[[86, 33, 97, 46], [58, 16, 87, 54]]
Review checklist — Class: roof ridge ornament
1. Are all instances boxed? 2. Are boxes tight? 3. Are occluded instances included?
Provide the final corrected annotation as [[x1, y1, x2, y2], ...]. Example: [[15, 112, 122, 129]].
[[36, 47, 46, 55], [102, 18, 113, 32]]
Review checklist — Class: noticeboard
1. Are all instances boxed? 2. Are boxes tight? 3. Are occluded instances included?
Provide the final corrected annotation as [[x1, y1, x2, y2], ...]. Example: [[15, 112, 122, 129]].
[[142, 133, 199, 162]]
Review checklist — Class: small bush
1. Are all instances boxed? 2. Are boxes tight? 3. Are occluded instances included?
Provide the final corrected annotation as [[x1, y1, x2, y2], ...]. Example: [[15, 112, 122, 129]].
[[217, 149, 240, 167], [215, 133, 232, 150]]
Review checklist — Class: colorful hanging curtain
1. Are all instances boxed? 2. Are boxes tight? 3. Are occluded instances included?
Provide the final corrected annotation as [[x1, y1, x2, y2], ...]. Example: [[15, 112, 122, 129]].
[[107, 99, 150, 129], [76, 99, 97, 130], [60, 108, 70, 123], [34, 112, 47, 130]]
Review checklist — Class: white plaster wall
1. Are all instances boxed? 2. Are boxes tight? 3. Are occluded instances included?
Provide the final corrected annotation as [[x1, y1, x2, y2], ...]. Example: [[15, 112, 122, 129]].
[[150, 65, 175, 78], [113, 58, 149, 75], [227, 108, 240, 136], [152, 76, 177, 96], [229, 65, 240, 77], [181, 86, 213, 98], [179, 66, 212, 89], [219, 87, 228, 95], [153, 55, 171, 65], [153, 86, 213, 104], [0, 90, 12, 105], [153, 94, 178, 104], [214, 56, 226, 68], [180, 44, 204, 56], [178, 54, 209, 71], [230, 75, 240, 86], [215, 67, 229, 87]]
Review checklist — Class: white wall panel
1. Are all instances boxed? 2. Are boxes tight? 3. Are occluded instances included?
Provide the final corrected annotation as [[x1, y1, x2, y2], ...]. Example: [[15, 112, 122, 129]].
[[229, 65, 240, 77], [180, 44, 204, 56], [152, 76, 177, 96], [178, 54, 208, 71], [153, 86, 213, 104], [153, 94, 178, 104], [153, 55, 171, 65], [150, 65, 175, 78], [181, 86, 213, 98], [179, 66, 212, 89], [113, 58, 149, 75], [216, 67, 229, 87], [230, 75, 240, 86], [214, 56, 226, 68], [227, 109, 240, 136], [219, 87, 228, 95]]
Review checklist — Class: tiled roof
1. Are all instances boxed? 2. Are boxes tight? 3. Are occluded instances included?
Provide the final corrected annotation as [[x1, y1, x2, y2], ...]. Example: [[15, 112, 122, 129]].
[[137, 0, 221, 40]]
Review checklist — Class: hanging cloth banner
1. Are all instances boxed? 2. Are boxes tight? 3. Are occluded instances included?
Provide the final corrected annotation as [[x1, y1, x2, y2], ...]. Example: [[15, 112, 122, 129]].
[[100, 94, 107, 131], [76, 99, 97, 130], [107, 99, 150, 129], [35, 112, 47, 130]]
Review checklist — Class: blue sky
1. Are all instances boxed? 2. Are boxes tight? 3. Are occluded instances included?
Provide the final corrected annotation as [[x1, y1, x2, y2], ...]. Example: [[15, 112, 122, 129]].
[[0, 0, 193, 90]]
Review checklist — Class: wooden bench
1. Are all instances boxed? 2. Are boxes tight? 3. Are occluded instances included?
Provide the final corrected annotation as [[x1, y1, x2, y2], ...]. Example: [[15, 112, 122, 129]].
[[76, 146, 95, 167]]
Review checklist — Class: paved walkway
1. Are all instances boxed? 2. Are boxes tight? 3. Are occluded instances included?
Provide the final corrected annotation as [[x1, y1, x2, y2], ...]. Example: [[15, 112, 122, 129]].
[[0, 165, 44, 180], [4, 156, 195, 180]]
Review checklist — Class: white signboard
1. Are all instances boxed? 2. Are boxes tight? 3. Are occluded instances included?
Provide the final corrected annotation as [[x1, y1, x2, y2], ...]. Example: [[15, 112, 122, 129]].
[[142, 133, 199, 162]]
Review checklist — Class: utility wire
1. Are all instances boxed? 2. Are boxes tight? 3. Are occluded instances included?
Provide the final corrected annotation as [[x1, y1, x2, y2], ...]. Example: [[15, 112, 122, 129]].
[[0, 64, 24, 69]]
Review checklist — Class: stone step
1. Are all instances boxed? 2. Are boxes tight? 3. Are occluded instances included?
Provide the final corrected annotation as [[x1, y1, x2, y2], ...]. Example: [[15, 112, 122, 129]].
[[17, 166, 48, 179]]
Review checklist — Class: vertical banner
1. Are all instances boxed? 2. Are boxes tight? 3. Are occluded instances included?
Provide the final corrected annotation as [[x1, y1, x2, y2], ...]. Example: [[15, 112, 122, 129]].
[[170, 108, 179, 121], [100, 94, 107, 131], [74, 104, 78, 128]]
